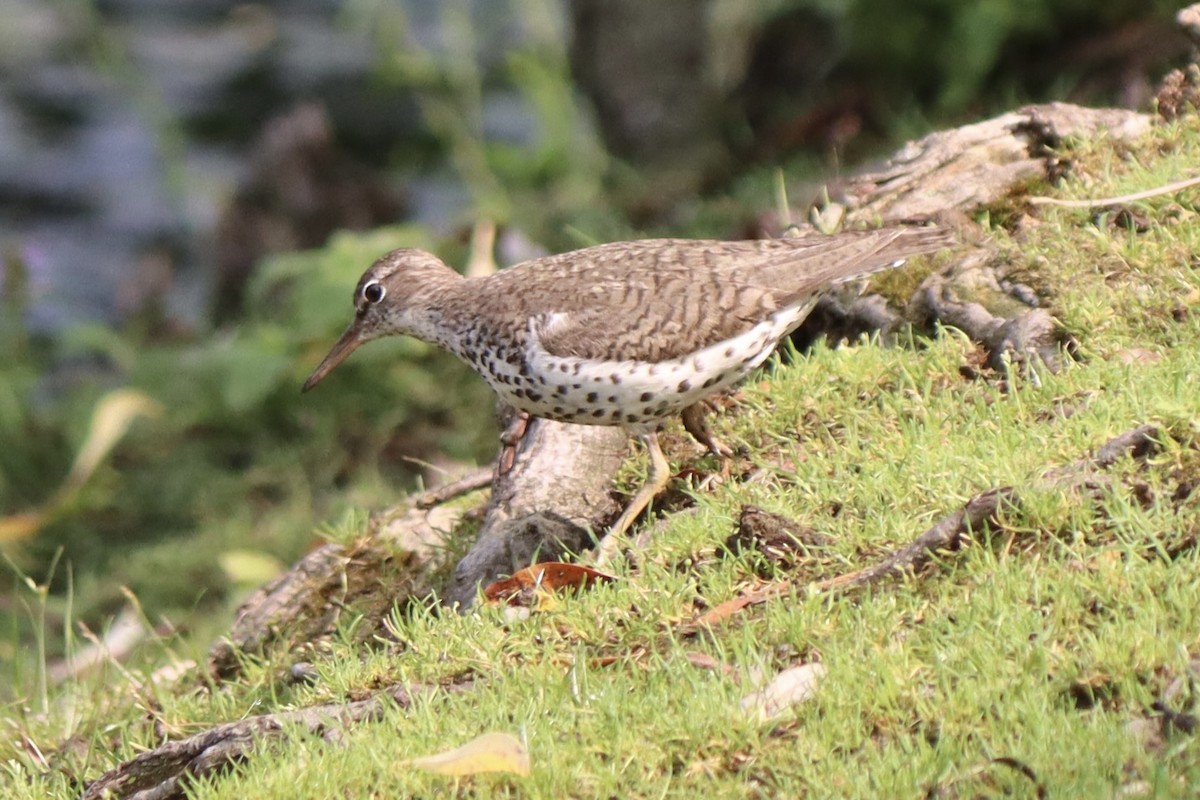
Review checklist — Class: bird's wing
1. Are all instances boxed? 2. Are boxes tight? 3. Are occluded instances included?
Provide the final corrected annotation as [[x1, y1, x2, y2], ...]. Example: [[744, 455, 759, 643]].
[[512, 229, 949, 363]]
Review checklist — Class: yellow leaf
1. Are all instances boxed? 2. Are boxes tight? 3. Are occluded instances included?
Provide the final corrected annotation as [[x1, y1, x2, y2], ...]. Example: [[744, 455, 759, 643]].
[[63, 389, 162, 492], [218, 549, 286, 585], [405, 732, 530, 777], [0, 390, 159, 543]]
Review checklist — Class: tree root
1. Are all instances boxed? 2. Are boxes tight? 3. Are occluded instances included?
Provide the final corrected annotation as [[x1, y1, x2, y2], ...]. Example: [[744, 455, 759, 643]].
[[80, 682, 447, 800]]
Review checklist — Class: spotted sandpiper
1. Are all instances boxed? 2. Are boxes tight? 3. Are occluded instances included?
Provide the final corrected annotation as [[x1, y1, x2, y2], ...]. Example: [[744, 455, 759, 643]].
[[303, 227, 954, 562]]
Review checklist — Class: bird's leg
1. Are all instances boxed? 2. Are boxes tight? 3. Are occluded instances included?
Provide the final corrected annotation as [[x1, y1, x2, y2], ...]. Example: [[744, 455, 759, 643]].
[[497, 409, 530, 475], [593, 431, 672, 567], [681, 403, 734, 457], [681, 402, 736, 490]]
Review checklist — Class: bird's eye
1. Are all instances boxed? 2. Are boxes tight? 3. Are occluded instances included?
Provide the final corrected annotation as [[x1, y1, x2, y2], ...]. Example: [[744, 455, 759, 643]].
[[362, 281, 385, 304]]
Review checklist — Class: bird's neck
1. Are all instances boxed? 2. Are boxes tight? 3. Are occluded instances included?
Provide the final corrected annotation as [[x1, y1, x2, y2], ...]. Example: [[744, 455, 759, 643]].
[[386, 268, 491, 358]]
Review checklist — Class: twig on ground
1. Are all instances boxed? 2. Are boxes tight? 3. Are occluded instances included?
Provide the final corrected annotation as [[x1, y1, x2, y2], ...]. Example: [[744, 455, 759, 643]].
[[688, 489, 1014, 630], [415, 467, 494, 509], [812, 488, 1016, 593], [1027, 174, 1200, 208]]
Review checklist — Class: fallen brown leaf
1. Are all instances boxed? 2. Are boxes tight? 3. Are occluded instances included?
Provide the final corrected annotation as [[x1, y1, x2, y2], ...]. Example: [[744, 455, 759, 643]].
[[484, 562, 615, 605]]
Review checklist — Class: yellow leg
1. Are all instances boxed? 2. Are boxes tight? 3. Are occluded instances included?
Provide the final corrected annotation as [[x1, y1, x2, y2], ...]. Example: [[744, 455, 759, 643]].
[[593, 431, 671, 567]]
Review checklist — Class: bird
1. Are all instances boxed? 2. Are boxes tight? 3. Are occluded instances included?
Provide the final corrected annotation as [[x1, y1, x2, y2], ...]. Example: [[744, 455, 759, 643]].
[[302, 226, 954, 563]]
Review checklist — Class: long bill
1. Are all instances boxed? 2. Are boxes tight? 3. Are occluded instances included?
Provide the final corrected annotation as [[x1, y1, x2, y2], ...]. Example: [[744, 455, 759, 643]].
[[302, 321, 366, 392]]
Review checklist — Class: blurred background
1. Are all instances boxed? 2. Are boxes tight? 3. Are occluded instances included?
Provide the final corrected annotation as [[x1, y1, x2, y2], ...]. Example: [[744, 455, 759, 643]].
[[0, 0, 1187, 682]]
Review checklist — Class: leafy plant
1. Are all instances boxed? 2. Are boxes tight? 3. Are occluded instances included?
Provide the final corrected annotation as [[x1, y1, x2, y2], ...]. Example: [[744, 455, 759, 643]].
[[0, 226, 498, 674]]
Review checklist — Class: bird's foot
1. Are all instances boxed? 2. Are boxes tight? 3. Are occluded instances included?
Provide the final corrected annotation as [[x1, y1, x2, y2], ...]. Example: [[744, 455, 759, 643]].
[[681, 403, 734, 458]]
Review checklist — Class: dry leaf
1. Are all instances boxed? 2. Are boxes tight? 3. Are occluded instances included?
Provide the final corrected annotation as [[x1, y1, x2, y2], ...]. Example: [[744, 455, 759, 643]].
[[685, 652, 721, 670], [406, 731, 530, 777], [685, 652, 739, 678], [1114, 348, 1162, 365], [484, 562, 615, 605], [739, 662, 827, 721], [691, 582, 783, 628]]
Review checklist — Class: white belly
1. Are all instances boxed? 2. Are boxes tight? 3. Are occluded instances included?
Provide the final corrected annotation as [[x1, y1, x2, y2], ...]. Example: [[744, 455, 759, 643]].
[[486, 302, 815, 429]]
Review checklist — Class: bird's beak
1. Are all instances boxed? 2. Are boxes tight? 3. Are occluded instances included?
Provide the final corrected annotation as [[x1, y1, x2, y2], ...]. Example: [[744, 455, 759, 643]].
[[302, 321, 366, 392]]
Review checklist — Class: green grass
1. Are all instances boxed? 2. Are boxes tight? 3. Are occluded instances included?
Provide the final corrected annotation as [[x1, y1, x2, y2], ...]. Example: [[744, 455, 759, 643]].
[[5, 119, 1200, 798]]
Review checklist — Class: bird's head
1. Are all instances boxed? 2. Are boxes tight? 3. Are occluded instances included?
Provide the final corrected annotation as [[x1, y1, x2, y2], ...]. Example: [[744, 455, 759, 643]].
[[302, 248, 455, 391]]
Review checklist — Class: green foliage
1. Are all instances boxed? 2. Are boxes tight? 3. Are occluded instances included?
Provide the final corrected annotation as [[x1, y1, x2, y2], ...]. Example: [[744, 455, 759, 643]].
[[351, 0, 615, 249], [0, 226, 498, 672], [837, 0, 1181, 113]]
